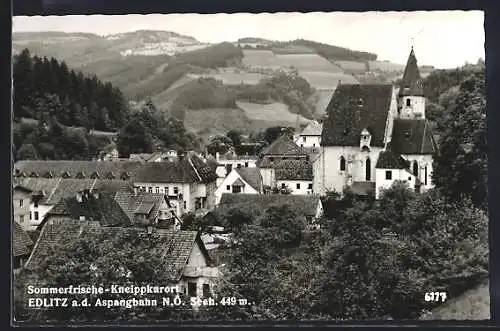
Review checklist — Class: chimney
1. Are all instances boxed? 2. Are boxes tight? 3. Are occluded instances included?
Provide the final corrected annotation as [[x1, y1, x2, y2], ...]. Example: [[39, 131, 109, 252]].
[[92, 189, 100, 200], [76, 191, 84, 203]]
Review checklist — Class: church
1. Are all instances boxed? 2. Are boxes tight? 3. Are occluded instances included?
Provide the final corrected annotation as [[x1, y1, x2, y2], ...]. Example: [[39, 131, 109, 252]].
[[313, 47, 438, 198]]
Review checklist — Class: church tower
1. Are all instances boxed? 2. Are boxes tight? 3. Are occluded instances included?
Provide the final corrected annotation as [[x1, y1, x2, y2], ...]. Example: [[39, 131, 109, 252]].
[[397, 46, 426, 119]]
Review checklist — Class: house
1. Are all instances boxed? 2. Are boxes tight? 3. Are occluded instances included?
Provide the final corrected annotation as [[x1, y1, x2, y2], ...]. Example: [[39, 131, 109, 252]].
[[214, 167, 263, 205], [98, 144, 119, 161], [295, 121, 323, 148], [114, 188, 182, 230], [13, 178, 132, 230], [40, 190, 132, 230], [131, 151, 217, 216], [257, 133, 309, 188], [13, 160, 142, 180], [375, 149, 416, 198], [274, 159, 314, 195], [13, 221, 34, 270], [25, 219, 219, 298], [218, 193, 323, 225], [213, 151, 259, 187], [12, 183, 33, 230], [313, 47, 437, 197]]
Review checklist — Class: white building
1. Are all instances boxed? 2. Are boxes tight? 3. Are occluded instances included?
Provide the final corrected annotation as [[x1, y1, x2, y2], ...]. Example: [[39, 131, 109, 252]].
[[214, 167, 263, 205], [313, 47, 437, 198], [295, 121, 323, 148], [274, 159, 314, 195]]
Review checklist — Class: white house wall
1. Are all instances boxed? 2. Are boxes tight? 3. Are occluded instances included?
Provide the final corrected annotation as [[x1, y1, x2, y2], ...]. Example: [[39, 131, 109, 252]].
[[214, 170, 259, 205], [260, 168, 275, 188], [30, 204, 54, 230], [296, 135, 321, 148], [375, 168, 416, 199], [277, 180, 313, 195]]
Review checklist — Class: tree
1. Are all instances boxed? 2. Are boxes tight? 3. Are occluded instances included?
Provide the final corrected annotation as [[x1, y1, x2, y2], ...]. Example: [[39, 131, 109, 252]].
[[16, 143, 39, 160], [206, 135, 233, 155], [432, 70, 487, 208], [116, 118, 154, 158], [226, 130, 242, 147]]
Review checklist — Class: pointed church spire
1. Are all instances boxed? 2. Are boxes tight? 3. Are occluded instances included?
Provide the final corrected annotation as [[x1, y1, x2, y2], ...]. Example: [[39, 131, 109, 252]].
[[399, 46, 424, 97]]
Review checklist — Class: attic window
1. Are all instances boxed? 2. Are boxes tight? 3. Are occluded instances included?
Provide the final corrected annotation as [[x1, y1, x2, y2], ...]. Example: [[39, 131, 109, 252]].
[[62, 171, 71, 178], [29, 172, 39, 178], [90, 172, 100, 179], [44, 171, 53, 178], [76, 171, 86, 179], [120, 172, 130, 180], [406, 98, 411, 107], [106, 172, 115, 180]]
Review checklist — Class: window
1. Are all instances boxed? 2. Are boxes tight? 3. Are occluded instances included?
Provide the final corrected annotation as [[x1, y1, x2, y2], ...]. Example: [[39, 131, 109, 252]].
[[148, 187, 153, 193], [296, 183, 301, 189], [19, 215, 24, 223], [187, 282, 197, 297], [183, 201, 187, 209], [308, 183, 313, 190], [365, 158, 371, 181], [413, 161, 418, 177], [29, 212, 32, 220], [34, 200, 38, 208], [340, 156, 346, 171], [313, 143, 315, 147], [245, 162, 249, 167], [301, 144, 304, 147], [406, 98, 411, 107], [202, 284, 210, 298], [237, 163, 241, 168], [408, 177, 412, 181], [281, 183, 286, 189], [385, 171, 392, 180], [226, 185, 231, 191], [232, 185, 242, 194], [19, 199, 23, 207], [302, 136, 306, 142], [155, 187, 159, 194], [34, 211, 39, 220], [174, 187, 179, 195], [424, 166, 428, 185], [164, 186, 169, 195]]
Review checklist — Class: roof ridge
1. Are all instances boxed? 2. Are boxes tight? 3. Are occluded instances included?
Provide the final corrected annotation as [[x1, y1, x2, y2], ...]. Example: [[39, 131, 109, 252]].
[[187, 156, 202, 182], [46, 177, 62, 203]]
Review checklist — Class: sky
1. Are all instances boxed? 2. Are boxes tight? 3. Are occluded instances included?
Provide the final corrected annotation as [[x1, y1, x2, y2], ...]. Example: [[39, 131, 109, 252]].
[[13, 11, 485, 69]]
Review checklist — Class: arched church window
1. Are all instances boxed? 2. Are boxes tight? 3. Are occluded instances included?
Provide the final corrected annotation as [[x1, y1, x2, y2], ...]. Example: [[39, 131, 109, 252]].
[[340, 156, 346, 171], [424, 166, 428, 185], [366, 158, 371, 181], [406, 98, 411, 107], [413, 161, 418, 177]]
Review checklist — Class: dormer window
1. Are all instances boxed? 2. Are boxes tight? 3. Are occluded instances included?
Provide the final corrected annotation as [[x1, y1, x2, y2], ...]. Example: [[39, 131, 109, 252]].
[[360, 128, 372, 150]]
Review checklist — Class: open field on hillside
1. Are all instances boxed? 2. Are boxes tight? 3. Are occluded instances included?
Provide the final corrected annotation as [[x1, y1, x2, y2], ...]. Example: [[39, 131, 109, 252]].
[[236, 101, 312, 125], [16, 118, 118, 138], [335, 60, 367, 72], [187, 72, 266, 85], [184, 108, 254, 139], [299, 71, 359, 90], [275, 54, 343, 72], [369, 60, 405, 72], [242, 50, 282, 69], [271, 46, 315, 54], [312, 89, 335, 114]]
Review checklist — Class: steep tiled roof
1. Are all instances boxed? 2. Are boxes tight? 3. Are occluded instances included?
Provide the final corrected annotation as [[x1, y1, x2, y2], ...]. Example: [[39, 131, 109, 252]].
[[321, 84, 393, 147], [46, 192, 131, 227], [390, 119, 437, 155], [26, 220, 209, 281], [375, 150, 410, 169], [399, 47, 424, 97], [131, 154, 216, 184], [350, 182, 376, 196], [219, 193, 321, 216], [13, 221, 33, 257], [234, 167, 262, 191], [13, 160, 142, 179], [300, 121, 323, 136], [114, 189, 165, 222], [14, 178, 132, 205], [275, 159, 313, 181], [261, 134, 305, 156]]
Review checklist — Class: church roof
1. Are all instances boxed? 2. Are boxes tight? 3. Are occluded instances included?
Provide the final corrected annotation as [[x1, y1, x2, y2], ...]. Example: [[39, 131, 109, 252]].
[[321, 84, 393, 147], [375, 150, 410, 169], [390, 119, 437, 155], [399, 47, 424, 97]]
